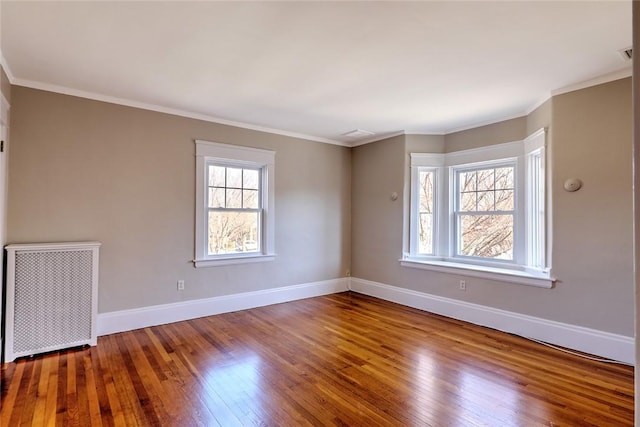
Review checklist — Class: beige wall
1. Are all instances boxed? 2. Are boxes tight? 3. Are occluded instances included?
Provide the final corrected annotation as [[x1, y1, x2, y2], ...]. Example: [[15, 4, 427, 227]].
[[351, 135, 405, 285], [526, 99, 551, 135], [8, 87, 351, 313], [551, 78, 633, 334], [445, 116, 527, 153], [352, 78, 633, 336]]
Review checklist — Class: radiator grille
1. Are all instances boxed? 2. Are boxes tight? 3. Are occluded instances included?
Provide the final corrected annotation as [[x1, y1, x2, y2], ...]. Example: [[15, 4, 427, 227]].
[[5, 242, 100, 361], [14, 250, 93, 352]]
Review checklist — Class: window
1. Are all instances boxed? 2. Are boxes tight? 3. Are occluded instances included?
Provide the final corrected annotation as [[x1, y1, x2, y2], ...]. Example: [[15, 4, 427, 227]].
[[418, 169, 436, 255], [405, 129, 551, 287], [207, 165, 261, 255], [455, 163, 515, 261], [195, 140, 275, 267]]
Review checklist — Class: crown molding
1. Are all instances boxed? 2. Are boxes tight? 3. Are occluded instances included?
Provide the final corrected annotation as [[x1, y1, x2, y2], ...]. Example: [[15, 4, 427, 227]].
[[349, 130, 407, 147], [0, 50, 16, 84], [9, 75, 349, 147], [1, 51, 632, 148], [551, 67, 632, 97], [442, 110, 529, 135]]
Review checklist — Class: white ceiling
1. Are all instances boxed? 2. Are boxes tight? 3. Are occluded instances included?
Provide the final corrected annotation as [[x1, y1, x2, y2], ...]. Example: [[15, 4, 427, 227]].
[[0, 1, 633, 146]]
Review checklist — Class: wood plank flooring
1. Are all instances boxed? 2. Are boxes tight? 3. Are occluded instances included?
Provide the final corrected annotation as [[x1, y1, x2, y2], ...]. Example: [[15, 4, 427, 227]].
[[0, 292, 634, 426]]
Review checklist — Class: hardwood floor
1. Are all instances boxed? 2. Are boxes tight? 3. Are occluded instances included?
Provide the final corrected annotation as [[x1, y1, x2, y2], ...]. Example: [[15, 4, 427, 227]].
[[0, 292, 634, 426]]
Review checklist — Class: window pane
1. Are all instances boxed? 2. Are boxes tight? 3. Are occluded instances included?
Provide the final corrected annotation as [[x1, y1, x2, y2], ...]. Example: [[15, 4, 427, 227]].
[[460, 192, 476, 211], [208, 211, 260, 255], [495, 189, 514, 211], [243, 169, 259, 190], [459, 214, 513, 260], [208, 188, 225, 208], [495, 167, 514, 189], [226, 167, 242, 188], [459, 171, 476, 192], [209, 166, 226, 187], [243, 189, 259, 209], [418, 171, 434, 255], [476, 169, 494, 191], [226, 189, 242, 208], [419, 213, 433, 254], [419, 171, 433, 212], [476, 191, 495, 211]]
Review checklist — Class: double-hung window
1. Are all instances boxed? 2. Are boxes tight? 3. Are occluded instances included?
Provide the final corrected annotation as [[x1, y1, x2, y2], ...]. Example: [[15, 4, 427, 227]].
[[454, 162, 516, 261], [207, 164, 261, 255], [404, 129, 551, 287], [195, 140, 275, 267]]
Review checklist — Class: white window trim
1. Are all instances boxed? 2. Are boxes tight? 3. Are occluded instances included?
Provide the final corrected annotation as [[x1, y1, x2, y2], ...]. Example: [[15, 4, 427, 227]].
[[524, 129, 547, 270], [404, 128, 553, 287], [399, 258, 553, 288], [194, 140, 276, 268]]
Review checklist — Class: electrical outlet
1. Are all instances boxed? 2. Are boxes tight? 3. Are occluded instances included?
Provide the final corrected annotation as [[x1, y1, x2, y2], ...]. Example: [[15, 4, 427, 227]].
[[177, 280, 185, 291], [459, 280, 466, 291]]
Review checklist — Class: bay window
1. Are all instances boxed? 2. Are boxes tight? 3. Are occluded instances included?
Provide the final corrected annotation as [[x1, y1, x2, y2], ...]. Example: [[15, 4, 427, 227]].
[[404, 129, 551, 287]]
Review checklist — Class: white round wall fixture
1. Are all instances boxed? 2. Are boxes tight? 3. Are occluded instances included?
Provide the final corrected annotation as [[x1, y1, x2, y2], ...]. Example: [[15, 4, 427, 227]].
[[563, 178, 582, 192], [390, 192, 398, 201]]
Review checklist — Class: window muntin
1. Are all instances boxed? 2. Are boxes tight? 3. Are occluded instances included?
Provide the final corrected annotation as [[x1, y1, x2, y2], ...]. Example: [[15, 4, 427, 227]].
[[206, 164, 262, 255], [455, 164, 515, 261]]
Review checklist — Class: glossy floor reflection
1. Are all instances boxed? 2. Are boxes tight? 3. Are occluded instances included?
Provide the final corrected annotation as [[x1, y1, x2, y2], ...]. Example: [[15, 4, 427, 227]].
[[1, 292, 634, 426]]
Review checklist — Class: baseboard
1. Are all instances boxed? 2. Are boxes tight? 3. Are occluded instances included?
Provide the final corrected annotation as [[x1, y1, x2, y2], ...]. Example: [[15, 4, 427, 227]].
[[97, 278, 349, 336], [97, 275, 634, 364], [349, 277, 635, 365]]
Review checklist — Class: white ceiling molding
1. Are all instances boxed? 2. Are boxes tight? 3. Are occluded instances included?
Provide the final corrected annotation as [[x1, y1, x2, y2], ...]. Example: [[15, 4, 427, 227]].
[[0, 50, 16, 84], [551, 67, 632, 97], [442, 111, 530, 136], [349, 131, 408, 147], [7, 67, 632, 148], [9, 76, 348, 147]]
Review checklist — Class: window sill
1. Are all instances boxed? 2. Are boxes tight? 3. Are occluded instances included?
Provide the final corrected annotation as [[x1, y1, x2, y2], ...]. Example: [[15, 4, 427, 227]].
[[194, 254, 276, 268], [399, 257, 554, 288]]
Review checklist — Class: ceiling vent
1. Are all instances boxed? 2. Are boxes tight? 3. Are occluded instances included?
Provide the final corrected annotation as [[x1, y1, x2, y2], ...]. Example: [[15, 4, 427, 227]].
[[342, 129, 375, 139], [618, 47, 633, 62]]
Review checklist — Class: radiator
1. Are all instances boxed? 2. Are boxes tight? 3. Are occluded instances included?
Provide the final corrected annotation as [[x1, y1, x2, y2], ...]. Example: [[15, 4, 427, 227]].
[[4, 242, 101, 362]]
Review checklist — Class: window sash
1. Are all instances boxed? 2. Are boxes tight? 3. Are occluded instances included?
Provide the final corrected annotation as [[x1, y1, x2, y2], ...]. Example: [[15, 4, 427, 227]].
[[205, 162, 264, 255], [454, 212, 515, 261], [452, 162, 517, 263], [206, 164, 263, 210], [410, 165, 441, 257], [417, 169, 435, 255], [206, 210, 262, 256]]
